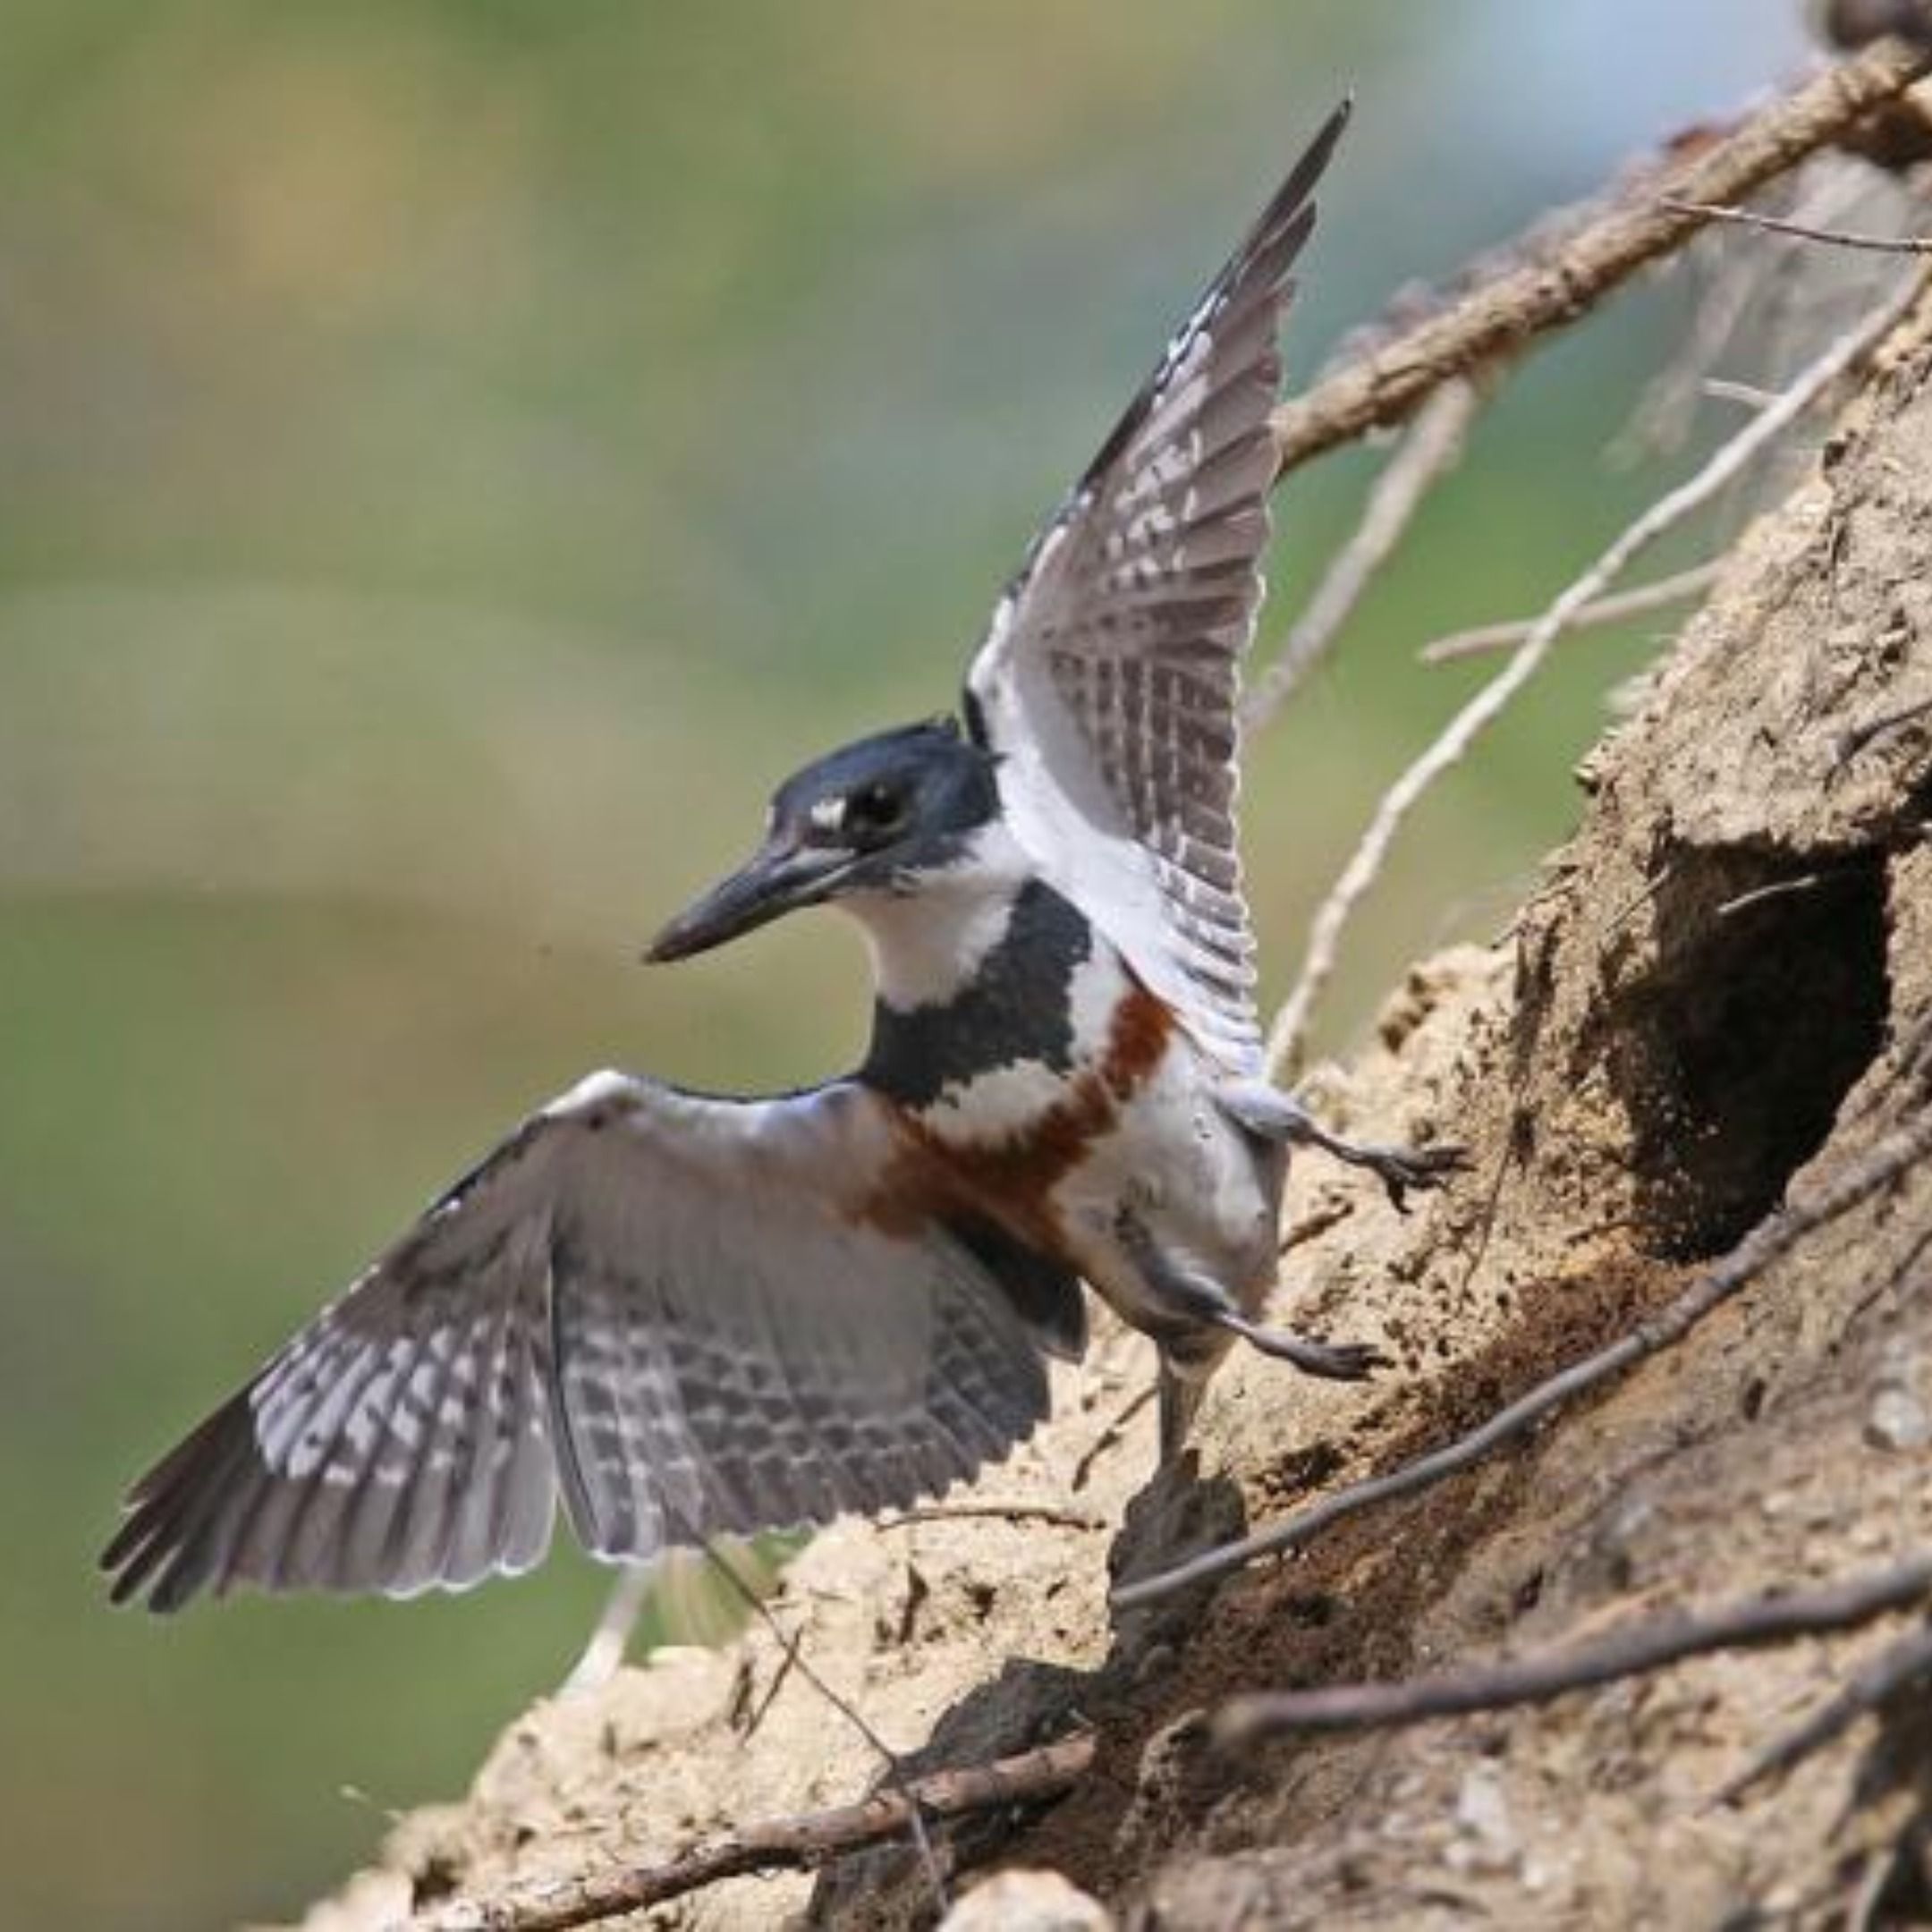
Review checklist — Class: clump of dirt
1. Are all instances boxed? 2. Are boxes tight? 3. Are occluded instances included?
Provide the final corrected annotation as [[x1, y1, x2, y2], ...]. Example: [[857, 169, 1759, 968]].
[[292, 298, 1932, 1932]]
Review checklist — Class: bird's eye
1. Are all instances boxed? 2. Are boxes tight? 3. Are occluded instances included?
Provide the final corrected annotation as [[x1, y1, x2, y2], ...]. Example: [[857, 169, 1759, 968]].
[[842, 783, 906, 839]]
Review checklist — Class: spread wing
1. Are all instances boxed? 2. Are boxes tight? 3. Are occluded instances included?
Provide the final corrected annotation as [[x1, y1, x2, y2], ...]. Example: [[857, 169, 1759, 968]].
[[102, 1072, 1074, 1611], [965, 104, 1347, 1072]]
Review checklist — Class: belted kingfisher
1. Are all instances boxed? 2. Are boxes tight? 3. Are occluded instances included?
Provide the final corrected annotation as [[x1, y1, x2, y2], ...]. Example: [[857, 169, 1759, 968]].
[[103, 100, 1453, 1613]]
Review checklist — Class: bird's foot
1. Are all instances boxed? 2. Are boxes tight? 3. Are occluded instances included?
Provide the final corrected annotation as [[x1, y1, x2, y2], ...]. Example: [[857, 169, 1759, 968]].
[[1216, 1081, 1468, 1212], [1220, 1312, 1385, 1380], [1329, 1136, 1469, 1213]]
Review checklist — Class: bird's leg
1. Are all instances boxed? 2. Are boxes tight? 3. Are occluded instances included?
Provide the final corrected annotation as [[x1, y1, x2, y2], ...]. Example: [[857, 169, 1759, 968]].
[[1156, 1359, 1209, 1466], [1123, 1215, 1381, 1464], [1216, 1079, 1467, 1212], [1157, 1279, 1384, 1419]]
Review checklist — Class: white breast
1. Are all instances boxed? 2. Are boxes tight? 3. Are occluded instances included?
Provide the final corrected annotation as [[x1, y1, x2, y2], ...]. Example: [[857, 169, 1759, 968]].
[[845, 822, 1034, 1012], [1054, 1026, 1284, 1313]]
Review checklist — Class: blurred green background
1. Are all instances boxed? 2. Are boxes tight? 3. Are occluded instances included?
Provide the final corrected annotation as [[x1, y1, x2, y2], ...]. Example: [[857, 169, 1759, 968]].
[[1, 3, 1817, 1926]]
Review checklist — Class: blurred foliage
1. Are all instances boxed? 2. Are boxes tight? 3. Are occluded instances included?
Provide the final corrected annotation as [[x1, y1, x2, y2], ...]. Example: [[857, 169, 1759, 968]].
[[0, 3, 1812, 1926]]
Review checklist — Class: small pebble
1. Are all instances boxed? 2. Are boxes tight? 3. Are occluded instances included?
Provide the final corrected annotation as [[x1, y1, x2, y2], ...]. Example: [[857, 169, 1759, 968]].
[[1451, 1765, 1520, 1874], [1866, 1385, 1931, 1453], [939, 1868, 1114, 1931]]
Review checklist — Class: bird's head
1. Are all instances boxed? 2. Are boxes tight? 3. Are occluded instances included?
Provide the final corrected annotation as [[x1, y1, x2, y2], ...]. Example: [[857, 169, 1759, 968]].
[[647, 716, 1002, 962]]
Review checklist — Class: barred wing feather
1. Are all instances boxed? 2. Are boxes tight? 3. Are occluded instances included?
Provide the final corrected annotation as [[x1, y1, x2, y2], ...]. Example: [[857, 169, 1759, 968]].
[[102, 1073, 1060, 1610], [966, 104, 1347, 1071]]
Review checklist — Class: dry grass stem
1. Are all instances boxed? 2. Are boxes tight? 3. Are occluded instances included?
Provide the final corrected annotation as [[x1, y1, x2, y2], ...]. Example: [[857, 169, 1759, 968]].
[[1418, 564, 1723, 665], [1659, 194, 1932, 253], [1244, 380, 1480, 733], [1262, 268, 1925, 1075]]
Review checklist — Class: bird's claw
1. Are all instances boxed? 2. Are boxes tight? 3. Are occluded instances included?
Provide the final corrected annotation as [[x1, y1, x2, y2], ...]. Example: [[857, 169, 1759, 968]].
[[1219, 1085, 1470, 1213], [1363, 1140, 1470, 1214], [1226, 1316, 1385, 1380], [1292, 1335, 1385, 1381]]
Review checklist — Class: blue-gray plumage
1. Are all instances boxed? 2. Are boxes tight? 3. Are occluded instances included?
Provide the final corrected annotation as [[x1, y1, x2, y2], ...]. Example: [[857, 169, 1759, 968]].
[[103, 98, 1460, 1620]]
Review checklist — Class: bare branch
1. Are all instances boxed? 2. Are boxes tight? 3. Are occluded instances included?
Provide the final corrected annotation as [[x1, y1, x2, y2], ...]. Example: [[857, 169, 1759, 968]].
[[669, 1524, 950, 1907], [1111, 1109, 1932, 1614], [1658, 194, 1932, 254], [1212, 1556, 1932, 1750], [1418, 564, 1722, 665], [1261, 270, 1924, 1075], [425, 1733, 1097, 1932], [1244, 381, 1480, 732], [1267, 38, 1932, 479]]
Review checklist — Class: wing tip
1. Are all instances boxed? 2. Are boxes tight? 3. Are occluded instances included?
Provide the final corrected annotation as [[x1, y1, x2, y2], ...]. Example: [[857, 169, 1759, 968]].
[[1245, 98, 1352, 286], [1319, 92, 1356, 155], [1297, 94, 1354, 201], [99, 1388, 263, 1612]]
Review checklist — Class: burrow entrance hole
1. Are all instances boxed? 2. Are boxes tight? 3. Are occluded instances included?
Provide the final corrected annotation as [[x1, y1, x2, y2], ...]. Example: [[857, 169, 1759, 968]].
[[1607, 843, 1890, 1262]]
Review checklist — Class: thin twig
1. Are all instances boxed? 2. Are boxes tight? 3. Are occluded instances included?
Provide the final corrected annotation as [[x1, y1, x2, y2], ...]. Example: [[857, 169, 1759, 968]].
[[675, 1525, 950, 1910], [426, 1733, 1097, 1932], [1418, 564, 1722, 665], [1111, 1109, 1932, 1613], [1716, 873, 1826, 918], [1262, 269, 1923, 1077], [1619, 159, 1880, 461], [1279, 1199, 1357, 1256], [1212, 1556, 1932, 1749], [1244, 380, 1479, 732], [1072, 1382, 1157, 1494], [739, 1631, 802, 1743], [1659, 195, 1932, 254], [1719, 1614, 1932, 1804], [876, 1502, 1105, 1533], [1267, 38, 1932, 478], [1849, 1847, 1902, 1932]]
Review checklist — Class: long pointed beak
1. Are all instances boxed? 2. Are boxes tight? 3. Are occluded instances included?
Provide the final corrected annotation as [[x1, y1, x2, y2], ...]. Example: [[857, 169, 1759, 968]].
[[645, 836, 852, 963]]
